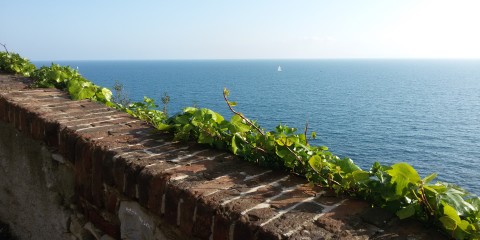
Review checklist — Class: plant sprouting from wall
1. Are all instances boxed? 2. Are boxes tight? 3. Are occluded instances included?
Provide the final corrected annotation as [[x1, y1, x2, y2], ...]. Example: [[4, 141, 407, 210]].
[[161, 92, 170, 117], [112, 80, 131, 107]]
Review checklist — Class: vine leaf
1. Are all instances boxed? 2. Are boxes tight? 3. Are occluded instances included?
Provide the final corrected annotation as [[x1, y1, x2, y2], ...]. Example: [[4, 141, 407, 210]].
[[422, 172, 437, 184], [439, 215, 457, 231], [309, 155, 323, 173], [336, 158, 361, 174], [396, 205, 416, 219], [276, 136, 293, 147], [276, 147, 290, 158], [352, 170, 370, 182], [440, 203, 462, 235], [98, 87, 113, 102], [231, 134, 242, 154], [68, 80, 96, 100], [230, 115, 251, 133], [439, 188, 476, 216], [386, 162, 421, 195]]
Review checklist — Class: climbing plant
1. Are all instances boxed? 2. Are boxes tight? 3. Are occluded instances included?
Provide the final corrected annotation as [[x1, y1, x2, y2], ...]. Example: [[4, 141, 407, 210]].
[[0, 51, 36, 76], [31, 63, 112, 103]]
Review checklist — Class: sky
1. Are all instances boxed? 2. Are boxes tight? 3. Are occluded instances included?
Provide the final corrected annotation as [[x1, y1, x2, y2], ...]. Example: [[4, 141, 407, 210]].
[[1, 0, 480, 60]]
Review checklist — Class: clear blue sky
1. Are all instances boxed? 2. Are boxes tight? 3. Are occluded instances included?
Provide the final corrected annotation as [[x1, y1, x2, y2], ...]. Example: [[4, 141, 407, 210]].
[[2, 0, 479, 60]]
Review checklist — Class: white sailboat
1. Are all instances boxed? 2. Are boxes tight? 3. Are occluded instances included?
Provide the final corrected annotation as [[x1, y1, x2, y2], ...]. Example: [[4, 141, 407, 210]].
[[277, 65, 282, 72]]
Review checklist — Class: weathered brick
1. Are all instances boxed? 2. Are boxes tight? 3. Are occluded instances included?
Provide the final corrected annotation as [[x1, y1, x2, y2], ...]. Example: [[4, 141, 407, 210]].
[[141, 167, 171, 215], [164, 185, 182, 227], [75, 138, 94, 201], [192, 199, 215, 239], [112, 155, 128, 194], [178, 191, 197, 236], [13, 104, 22, 131], [7, 102, 15, 124], [212, 214, 231, 240], [101, 150, 117, 187], [233, 219, 257, 240], [29, 113, 45, 140], [43, 120, 60, 147], [85, 206, 121, 239], [92, 146, 106, 208], [111, 152, 150, 196], [0, 97, 7, 121], [125, 161, 144, 199], [61, 128, 80, 164], [22, 110, 35, 138], [137, 168, 154, 207], [104, 187, 120, 214]]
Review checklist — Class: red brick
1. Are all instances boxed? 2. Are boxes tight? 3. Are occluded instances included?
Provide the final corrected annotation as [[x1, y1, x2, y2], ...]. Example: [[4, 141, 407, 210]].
[[75, 138, 94, 201], [7, 102, 17, 128], [233, 219, 257, 240], [13, 104, 22, 131], [7, 102, 14, 123], [58, 127, 80, 162], [192, 199, 215, 239], [164, 185, 181, 227], [101, 150, 117, 187], [22, 110, 35, 138], [178, 193, 197, 236], [29, 113, 44, 140], [0, 97, 7, 122], [104, 187, 120, 214], [92, 146, 106, 208], [213, 214, 230, 240], [112, 155, 128, 194], [43, 120, 60, 147], [144, 170, 170, 215], [86, 207, 120, 239], [137, 168, 154, 207], [111, 152, 149, 197]]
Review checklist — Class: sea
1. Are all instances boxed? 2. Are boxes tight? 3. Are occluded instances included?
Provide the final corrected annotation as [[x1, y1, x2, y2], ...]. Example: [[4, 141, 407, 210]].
[[34, 59, 480, 195]]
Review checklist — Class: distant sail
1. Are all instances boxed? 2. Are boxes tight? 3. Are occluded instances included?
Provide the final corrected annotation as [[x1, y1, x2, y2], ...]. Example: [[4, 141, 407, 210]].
[[277, 66, 282, 72]]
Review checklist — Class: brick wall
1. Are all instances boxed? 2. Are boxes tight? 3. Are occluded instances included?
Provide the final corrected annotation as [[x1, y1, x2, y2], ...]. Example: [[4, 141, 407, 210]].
[[0, 73, 446, 240]]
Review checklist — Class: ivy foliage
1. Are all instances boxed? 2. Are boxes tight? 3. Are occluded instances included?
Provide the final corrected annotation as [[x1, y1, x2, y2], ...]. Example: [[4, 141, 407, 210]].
[[0, 51, 36, 76], [31, 63, 112, 103], [1, 50, 480, 239]]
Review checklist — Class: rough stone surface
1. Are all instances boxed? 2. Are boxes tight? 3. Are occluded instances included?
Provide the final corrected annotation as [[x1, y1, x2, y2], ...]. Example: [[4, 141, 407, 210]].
[[0, 220, 13, 240], [0, 121, 73, 239], [118, 201, 191, 240], [0, 73, 448, 240]]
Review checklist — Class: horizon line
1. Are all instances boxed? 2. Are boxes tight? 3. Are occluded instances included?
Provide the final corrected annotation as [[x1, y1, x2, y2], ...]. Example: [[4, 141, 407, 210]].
[[30, 57, 480, 62]]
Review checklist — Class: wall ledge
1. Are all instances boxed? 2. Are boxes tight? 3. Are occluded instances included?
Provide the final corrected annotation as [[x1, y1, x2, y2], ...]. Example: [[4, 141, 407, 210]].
[[0, 73, 446, 239]]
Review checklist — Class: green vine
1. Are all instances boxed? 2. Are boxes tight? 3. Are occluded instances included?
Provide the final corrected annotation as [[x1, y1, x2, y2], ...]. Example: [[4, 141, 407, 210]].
[[0, 51, 36, 77], [1, 50, 479, 239]]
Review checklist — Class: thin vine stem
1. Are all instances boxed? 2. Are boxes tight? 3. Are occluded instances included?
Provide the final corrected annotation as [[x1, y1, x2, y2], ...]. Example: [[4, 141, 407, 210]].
[[0, 43, 8, 54], [223, 88, 264, 136], [304, 117, 309, 145]]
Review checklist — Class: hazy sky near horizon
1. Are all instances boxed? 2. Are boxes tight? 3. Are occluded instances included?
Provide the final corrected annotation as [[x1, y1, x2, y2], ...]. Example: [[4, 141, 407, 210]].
[[1, 0, 480, 60]]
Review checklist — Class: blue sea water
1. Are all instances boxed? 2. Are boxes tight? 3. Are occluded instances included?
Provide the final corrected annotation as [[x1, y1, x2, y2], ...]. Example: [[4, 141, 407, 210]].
[[34, 60, 480, 194]]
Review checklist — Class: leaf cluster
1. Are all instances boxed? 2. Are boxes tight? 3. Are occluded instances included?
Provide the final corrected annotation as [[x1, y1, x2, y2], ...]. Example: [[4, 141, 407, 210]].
[[0, 51, 36, 76], [118, 96, 169, 130], [30, 63, 112, 103]]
